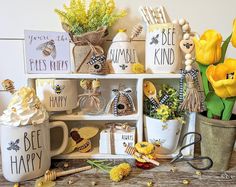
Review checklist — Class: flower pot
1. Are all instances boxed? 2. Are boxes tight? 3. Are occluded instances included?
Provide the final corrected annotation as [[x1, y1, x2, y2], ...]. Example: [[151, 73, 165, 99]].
[[144, 115, 183, 154], [197, 113, 236, 171], [145, 23, 183, 73]]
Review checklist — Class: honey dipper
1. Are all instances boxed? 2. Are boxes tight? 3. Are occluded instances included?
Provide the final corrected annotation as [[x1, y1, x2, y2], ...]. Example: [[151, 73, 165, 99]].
[[44, 165, 92, 181], [125, 145, 160, 166], [2, 79, 15, 94]]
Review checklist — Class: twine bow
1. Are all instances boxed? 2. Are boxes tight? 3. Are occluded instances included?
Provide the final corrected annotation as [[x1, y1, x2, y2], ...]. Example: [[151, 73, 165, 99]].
[[105, 122, 131, 155], [74, 38, 104, 72]]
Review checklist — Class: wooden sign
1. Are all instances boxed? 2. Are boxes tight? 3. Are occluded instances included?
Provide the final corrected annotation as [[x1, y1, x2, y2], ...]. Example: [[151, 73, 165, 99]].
[[24, 30, 71, 74]]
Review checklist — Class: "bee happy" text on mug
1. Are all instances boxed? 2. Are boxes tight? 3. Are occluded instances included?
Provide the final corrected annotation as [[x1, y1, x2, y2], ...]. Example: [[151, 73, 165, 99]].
[[10, 130, 42, 174]]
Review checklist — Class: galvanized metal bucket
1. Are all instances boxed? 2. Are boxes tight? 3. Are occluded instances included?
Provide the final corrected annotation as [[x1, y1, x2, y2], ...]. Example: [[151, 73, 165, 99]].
[[197, 113, 236, 171]]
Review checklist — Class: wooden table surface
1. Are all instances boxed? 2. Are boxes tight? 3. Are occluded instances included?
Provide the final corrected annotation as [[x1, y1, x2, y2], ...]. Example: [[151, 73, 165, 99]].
[[1, 150, 236, 187]]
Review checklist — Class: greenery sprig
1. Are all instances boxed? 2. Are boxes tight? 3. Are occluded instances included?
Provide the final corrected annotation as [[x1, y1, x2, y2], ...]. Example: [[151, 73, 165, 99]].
[[55, 0, 127, 35]]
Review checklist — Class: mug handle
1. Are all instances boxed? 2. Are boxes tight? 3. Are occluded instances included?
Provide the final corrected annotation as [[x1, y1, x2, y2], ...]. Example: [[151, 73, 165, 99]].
[[49, 121, 68, 157]]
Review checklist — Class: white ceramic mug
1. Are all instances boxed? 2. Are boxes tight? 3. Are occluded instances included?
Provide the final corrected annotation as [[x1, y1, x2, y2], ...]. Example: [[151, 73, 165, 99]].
[[146, 23, 183, 73], [36, 79, 78, 114], [0, 120, 68, 182]]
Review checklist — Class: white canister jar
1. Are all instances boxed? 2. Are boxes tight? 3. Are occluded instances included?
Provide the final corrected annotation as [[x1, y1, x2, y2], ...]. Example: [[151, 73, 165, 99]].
[[36, 79, 78, 114], [144, 115, 183, 155], [146, 23, 183, 73], [107, 30, 139, 74]]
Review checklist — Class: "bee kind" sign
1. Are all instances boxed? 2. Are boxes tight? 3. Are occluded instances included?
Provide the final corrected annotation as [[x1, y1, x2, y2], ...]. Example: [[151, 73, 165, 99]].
[[24, 30, 71, 74]]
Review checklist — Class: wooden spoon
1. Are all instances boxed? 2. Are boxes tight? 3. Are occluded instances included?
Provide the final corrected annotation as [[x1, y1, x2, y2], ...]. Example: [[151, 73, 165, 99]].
[[143, 81, 160, 108]]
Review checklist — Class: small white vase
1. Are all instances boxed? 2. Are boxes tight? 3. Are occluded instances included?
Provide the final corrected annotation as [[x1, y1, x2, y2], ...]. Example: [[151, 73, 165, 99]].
[[144, 115, 182, 154]]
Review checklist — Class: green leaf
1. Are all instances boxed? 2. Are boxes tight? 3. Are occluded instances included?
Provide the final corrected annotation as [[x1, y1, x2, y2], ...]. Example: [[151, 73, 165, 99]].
[[197, 63, 210, 96], [205, 92, 224, 117], [222, 97, 236, 120], [218, 34, 232, 64]]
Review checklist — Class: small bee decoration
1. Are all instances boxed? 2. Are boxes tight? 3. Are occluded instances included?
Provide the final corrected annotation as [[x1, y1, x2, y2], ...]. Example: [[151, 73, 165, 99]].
[[7, 139, 20, 152], [150, 34, 159, 45], [151, 139, 166, 147], [227, 72, 234, 79], [183, 42, 193, 49], [162, 124, 168, 131], [36, 39, 56, 59], [120, 64, 128, 70], [53, 84, 65, 95]]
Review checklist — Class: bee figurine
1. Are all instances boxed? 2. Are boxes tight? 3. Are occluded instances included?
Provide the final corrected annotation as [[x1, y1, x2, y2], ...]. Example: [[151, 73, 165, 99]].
[[53, 84, 65, 95], [151, 139, 166, 148], [7, 139, 20, 152], [36, 39, 56, 59]]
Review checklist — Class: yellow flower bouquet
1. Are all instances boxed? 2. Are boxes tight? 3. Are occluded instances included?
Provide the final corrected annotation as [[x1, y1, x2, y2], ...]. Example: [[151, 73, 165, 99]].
[[55, 0, 127, 74], [55, 0, 127, 36], [193, 19, 236, 120]]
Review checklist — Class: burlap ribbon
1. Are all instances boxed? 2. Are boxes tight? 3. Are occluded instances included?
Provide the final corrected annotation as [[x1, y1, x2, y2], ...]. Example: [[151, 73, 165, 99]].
[[66, 26, 108, 73], [105, 122, 131, 155], [73, 39, 105, 72], [78, 92, 102, 111]]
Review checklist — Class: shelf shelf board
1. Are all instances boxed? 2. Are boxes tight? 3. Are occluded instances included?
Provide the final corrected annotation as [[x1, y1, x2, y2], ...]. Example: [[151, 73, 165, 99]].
[[26, 73, 181, 79], [53, 147, 193, 160], [50, 112, 139, 121], [54, 147, 132, 159]]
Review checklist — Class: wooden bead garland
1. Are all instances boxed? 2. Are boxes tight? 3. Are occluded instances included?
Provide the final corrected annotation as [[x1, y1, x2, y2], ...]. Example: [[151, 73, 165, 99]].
[[176, 18, 203, 112], [177, 18, 195, 71]]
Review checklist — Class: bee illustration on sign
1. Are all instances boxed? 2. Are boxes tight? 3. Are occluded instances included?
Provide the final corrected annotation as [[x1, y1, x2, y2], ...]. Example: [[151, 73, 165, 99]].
[[53, 84, 65, 95], [36, 39, 56, 59], [7, 139, 20, 152], [150, 34, 159, 45]]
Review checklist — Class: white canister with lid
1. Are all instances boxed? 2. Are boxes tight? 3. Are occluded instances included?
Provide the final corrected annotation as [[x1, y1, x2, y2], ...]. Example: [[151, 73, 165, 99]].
[[107, 29, 139, 74]]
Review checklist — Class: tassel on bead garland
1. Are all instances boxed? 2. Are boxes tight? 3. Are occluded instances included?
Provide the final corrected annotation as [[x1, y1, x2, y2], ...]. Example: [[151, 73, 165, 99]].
[[180, 74, 201, 112]]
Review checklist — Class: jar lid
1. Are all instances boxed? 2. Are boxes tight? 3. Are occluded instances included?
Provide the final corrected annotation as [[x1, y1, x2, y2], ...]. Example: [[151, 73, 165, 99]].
[[112, 29, 129, 42]]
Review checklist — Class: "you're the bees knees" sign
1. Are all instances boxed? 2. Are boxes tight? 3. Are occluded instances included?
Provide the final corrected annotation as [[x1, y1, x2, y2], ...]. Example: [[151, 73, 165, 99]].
[[24, 30, 71, 74]]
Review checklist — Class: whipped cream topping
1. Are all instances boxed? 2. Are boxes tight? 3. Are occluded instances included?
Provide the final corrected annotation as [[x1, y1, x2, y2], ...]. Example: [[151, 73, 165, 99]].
[[0, 87, 49, 126]]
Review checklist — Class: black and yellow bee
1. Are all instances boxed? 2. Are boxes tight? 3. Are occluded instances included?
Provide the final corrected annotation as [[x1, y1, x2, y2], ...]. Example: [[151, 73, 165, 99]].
[[151, 139, 166, 148], [36, 39, 56, 59], [53, 84, 65, 95]]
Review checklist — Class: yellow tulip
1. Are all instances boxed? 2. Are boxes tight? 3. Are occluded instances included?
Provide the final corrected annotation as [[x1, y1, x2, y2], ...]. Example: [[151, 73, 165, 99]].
[[206, 58, 236, 98], [231, 19, 236, 48], [193, 30, 222, 65]]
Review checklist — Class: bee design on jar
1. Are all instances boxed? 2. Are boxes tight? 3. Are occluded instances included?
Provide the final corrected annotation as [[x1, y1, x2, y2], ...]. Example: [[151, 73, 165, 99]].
[[53, 84, 65, 95], [106, 88, 136, 116]]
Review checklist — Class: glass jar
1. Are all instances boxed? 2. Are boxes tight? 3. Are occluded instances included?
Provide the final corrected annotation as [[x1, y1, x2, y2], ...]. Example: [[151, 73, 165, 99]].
[[78, 88, 106, 115]]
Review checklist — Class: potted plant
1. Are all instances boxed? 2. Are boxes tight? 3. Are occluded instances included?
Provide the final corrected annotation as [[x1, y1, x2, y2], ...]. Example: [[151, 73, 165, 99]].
[[55, 0, 126, 73], [193, 19, 236, 171], [144, 84, 185, 155]]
